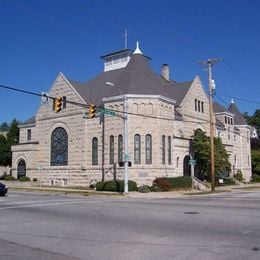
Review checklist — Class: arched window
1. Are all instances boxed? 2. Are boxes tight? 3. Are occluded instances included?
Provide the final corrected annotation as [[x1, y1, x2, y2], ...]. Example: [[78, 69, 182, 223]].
[[110, 135, 114, 164], [51, 127, 68, 166], [145, 135, 152, 164], [92, 137, 98, 165], [201, 102, 204, 113], [134, 134, 141, 164], [162, 135, 165, 165], [133, 103, 138, 114], [118, 135, 123, 162], [17, 159, 26, 178], [147, 103, 153, 114]]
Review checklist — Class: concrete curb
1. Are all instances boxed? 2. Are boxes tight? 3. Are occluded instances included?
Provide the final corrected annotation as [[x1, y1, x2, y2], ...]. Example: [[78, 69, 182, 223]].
[[2, 181, 260, 199]]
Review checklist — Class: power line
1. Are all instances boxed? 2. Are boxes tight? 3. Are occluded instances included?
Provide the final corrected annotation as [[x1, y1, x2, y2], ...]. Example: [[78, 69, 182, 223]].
[[5, 0, 100, 41], [0, 83, 251, 141], [216, 92, 260, 105]]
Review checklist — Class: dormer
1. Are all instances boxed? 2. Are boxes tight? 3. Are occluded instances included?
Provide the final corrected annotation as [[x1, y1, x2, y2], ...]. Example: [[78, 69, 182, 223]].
[[100, 49, 133, 72], [213, 102, 234, 127]]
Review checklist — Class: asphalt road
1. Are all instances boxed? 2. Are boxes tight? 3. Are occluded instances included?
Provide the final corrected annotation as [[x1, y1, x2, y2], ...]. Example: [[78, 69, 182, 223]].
[[0, 190, 260, 260]]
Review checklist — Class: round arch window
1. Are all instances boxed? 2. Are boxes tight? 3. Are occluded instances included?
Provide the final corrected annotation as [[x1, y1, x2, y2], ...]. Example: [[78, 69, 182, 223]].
[[17, 159, 26, 178], [51, 127, 68, 166]]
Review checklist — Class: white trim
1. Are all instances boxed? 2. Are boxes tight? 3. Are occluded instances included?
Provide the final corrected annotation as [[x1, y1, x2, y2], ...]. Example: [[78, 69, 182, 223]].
[[214, 112, 234, 117], [103, 94, 176, 104]]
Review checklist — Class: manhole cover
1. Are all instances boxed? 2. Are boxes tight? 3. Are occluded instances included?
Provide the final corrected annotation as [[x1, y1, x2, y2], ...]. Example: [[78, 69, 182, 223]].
[[184, 212, 199, 215]]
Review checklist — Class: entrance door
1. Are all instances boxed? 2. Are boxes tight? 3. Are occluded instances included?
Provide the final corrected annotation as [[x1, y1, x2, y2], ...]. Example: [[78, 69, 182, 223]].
[[183, 155, 191, 176], [17, 159, 26, 179]]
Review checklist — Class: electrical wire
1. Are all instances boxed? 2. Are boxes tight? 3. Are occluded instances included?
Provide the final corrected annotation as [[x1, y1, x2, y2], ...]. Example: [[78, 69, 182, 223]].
[[0, 83, 252, 141]]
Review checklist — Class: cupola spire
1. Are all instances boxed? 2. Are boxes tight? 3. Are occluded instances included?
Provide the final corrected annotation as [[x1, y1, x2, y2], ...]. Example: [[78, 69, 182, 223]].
[[133, 41, 143, 54]]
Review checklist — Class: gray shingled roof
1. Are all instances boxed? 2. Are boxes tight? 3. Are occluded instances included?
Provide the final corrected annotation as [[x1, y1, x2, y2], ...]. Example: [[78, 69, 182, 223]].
[[213, 102, 228, 113], [228, 102, 247, 125], [68, 53, 192, 106], [24, 116, 35, 124]]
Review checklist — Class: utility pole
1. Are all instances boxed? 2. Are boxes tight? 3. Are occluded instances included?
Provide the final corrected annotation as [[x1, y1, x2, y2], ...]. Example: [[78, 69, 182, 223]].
[[199, 58, 221, 191], [124, 94, 129, 194]]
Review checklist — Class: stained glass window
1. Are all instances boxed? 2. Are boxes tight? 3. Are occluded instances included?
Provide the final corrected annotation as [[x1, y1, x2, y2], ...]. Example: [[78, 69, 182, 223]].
[[92, 137, 98, 165], [134, 134, 141, 164], [51, 127, 68, 166], [145, 134, 152, 164]]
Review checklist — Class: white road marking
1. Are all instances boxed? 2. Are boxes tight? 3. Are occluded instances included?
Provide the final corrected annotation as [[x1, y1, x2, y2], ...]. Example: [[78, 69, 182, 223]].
[[1, 198, 86, 205], [0, 198, 119, 210]]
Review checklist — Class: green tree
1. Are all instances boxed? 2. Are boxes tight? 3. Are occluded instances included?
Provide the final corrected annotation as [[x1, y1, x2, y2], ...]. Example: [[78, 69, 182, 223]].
[[7, 118, 19, 145], [0, 122, 9, 131], [192, 129, 231, 181], [251, 149, 260, 175], [0, 135, 10, 166], [244, 109, 260, 135], [0, 119, 20, 166]]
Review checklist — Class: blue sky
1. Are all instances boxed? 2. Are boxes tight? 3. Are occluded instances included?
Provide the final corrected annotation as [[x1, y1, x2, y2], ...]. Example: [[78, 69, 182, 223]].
[[0, 0, 260, 123]]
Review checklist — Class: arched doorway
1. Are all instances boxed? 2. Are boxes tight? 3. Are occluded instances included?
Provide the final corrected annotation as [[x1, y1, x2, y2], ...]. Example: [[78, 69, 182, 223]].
[[183, 155, 191, 176], [17, 159, 26, 179]]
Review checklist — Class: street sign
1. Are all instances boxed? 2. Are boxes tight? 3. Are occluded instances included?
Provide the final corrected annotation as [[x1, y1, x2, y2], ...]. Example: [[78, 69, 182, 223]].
[[125, 154, 131, 161], [97, 108, 116, 116], [189, 159, 197, 165]]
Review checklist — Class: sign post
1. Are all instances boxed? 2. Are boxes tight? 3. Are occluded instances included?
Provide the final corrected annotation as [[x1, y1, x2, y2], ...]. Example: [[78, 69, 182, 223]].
[[189, 159, 196, 190]]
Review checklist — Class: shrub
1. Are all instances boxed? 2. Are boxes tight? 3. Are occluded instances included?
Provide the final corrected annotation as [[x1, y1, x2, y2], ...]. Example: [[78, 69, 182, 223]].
[[234, 170, 244, 182], [167, 176, 192, 189], [96, 181, 105, 191], [252, 174, 260, 183], [153, 178, 172, 191], [223, 177, 236, 185], [0, 172, 6, 180], [4, 175, 16, 181], [96, 180, 137, 192], [19, 176, 31, 182], [33, 178, 38, 182], [138, 185, 151, 193], [150, 185, 162, 192]]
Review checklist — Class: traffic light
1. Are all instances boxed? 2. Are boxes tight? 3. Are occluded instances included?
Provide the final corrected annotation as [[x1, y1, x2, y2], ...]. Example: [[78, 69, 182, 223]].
[[54, 96, 62, 113], [89, 104, 96, 118]]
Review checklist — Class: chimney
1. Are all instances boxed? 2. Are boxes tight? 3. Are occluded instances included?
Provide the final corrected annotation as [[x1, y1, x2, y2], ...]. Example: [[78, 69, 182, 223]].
[[161, 64, 170, 81]]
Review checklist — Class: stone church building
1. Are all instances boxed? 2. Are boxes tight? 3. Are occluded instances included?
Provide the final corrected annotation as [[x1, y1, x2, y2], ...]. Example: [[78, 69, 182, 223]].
[[11, 43, 252, 186]]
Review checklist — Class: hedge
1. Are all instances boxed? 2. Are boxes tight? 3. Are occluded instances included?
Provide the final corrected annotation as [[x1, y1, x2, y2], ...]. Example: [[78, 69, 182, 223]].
[[96, 180, 137, 192], [19, 176, 31, 182], [152, 176, 192, 191], [167, 176, 192, 189], [4, 175, 16, 181]]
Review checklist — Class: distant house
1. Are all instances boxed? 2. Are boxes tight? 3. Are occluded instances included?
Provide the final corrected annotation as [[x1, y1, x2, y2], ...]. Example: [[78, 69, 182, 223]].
[[251, 127, 259, 139], [11, 43, 252, 186], [0, 130, 8, 137]]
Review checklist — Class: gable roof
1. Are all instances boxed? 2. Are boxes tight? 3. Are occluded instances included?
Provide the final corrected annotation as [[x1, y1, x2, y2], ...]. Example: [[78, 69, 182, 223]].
[[68, 53, 193, 106], [228, 102, 247, 125]]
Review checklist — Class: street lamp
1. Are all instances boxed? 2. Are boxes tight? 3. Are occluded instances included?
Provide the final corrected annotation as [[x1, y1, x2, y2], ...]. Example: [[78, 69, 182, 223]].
[[105, 82, 129, 194]]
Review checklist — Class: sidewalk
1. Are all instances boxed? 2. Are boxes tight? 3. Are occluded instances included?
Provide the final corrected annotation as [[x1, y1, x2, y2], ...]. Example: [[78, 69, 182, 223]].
[[2, 180, 260, 199]]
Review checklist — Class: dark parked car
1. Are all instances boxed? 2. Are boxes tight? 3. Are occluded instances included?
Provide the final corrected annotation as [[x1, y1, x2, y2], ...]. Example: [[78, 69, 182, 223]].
[[0, 182, 8, 196]]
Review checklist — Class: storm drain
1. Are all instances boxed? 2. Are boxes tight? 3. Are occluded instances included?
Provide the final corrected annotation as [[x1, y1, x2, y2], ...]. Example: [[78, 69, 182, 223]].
[[184, 212, 199, 215]]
